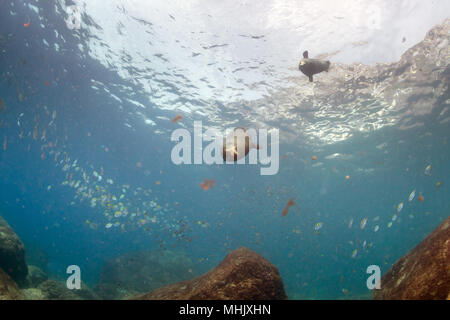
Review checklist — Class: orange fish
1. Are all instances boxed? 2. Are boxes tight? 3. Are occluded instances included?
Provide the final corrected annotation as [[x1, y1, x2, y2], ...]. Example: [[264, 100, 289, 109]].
[[171, 115, 182, 123], [2, 136, 6, 151], [45, 80, 50, 86], [155, 181, 161, 185], [312, 155, 317, 160], [281, 155, 287, 160], [24, 22, 30, 27], [418, 194, 424, 202], [200, 179, 216, 191], [282, 198, 295, 216]]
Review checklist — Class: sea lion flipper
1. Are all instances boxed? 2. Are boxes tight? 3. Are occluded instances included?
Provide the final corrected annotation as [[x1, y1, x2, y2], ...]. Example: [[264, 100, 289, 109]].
[[309, 75, 313, 82], [303, 50, 308, 58]]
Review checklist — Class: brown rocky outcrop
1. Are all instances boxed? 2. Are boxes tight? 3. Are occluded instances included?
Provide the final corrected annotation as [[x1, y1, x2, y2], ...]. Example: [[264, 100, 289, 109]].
[[373, 217, 450, 300], [132, 247, 287, 300], [0, 267, 25, 300], [0, 216, 28, 286]]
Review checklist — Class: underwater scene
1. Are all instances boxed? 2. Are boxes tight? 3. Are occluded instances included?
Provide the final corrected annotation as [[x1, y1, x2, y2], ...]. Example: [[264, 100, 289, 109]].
[[0, 0, 449, 301]]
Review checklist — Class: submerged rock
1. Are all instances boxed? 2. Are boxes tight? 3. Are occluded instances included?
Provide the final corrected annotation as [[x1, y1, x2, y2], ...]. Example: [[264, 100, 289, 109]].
[[374, 217, 450, 300], [132, 247, 287, 300], [22, 288, 46, 300], [26, 265, 48, 287], [94, 250, 195, 299], [37, 279, 100, 300], [37, 279, 81, 300], [0, 267, 25, 300], [0, 216, 28, 286]]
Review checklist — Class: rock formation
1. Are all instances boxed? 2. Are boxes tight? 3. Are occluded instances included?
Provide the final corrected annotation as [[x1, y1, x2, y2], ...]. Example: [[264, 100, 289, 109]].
[[0, 216, 28, 286], [132, 247, 287, 300], [26, 265, 48, 287], [94, 250, 195, 299], [37, 279, 100, 300], [0, 267, 25, 300], [373, 217, 450, 300]]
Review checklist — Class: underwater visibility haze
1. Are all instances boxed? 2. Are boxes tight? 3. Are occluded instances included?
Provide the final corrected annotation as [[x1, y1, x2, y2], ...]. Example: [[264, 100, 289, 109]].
[[0, 0, 449, 300]]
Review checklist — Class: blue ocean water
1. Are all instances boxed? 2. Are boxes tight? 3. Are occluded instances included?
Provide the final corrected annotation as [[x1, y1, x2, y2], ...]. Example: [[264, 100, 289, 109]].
[[0, 1, 449, 299]]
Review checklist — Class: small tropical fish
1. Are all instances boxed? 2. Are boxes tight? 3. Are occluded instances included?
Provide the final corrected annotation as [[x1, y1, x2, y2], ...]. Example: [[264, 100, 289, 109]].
[[342, 288, 349, 295], [360, 218, 367, 230], [86, 220, 98, 230], [282, 198, 295, 216], [314, 222, 323, 231], [397, 202, 403, 213], [424, 164, 431, 176], [435, 181, 442, 188], [200, 179, 215, 191], [374, 225, 379, 232], [387, 221, 393, 228], [351, 249, 358, 258], [408, 190, 416, 202], [392, 214, 398, 221], [105, 223, 113, 229], [362, 240, 367, 250], [348, 218, 353, 229], [171, 114, 182, 123]]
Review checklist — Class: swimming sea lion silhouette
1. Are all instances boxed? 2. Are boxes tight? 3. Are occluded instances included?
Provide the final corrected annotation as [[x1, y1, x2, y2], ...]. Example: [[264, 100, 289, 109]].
[[299, 50, 331, 82], [222, 127, 260, 162]]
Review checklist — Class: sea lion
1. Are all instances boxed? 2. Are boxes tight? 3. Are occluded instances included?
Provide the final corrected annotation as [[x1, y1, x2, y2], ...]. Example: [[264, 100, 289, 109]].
[[299, 50, 331, 82], [222, 127, 260, 162]]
